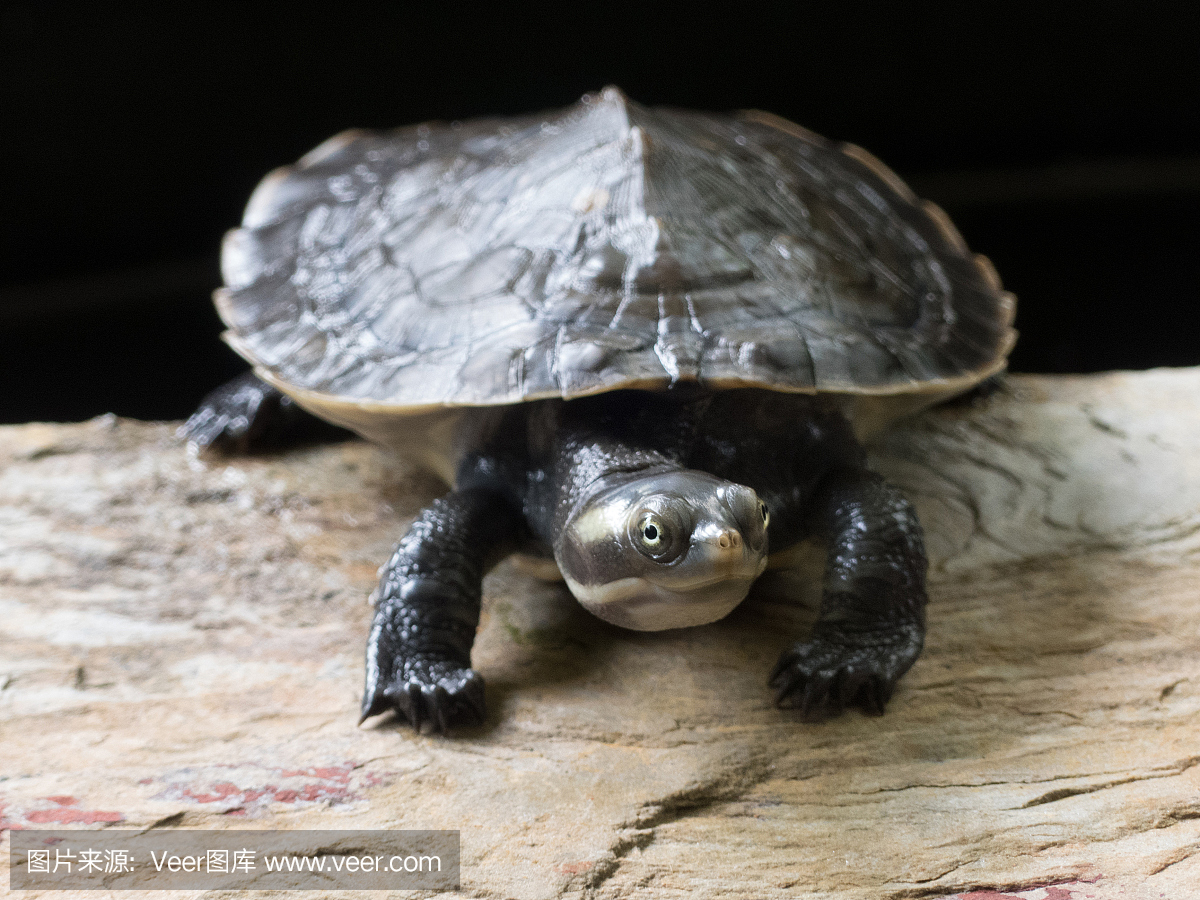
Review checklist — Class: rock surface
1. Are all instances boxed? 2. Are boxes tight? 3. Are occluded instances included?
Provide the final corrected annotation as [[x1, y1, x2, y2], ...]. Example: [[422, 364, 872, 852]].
[[2, 368, 1200, 899]]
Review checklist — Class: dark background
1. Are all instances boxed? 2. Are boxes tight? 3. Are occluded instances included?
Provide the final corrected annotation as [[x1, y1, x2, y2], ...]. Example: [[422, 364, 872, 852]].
[[3, 3, 1199, 423]]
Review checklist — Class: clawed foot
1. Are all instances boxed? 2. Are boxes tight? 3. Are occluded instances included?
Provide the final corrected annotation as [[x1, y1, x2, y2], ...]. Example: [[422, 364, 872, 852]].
[[360, 656, 486, 734], [770, 621, 923, 721], [181, 371, 347, 454]]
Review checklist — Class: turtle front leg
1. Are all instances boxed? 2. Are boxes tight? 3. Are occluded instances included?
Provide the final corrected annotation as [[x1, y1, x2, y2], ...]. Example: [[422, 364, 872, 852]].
[[771, 469, 927, 720], [361, 488, 520, 734], [181, 371, 348, 453]]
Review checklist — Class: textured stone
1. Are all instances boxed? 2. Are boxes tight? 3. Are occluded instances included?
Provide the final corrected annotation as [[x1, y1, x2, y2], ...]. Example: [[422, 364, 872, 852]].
[[2, 369, 1199, 899]]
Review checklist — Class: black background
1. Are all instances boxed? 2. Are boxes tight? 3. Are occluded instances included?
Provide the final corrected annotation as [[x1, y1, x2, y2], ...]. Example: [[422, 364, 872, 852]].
[[3, 3, 1199, 423]]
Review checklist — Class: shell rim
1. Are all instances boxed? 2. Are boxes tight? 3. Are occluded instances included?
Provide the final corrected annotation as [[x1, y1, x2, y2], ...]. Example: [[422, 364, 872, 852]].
[[227, 324, 1017, 417]]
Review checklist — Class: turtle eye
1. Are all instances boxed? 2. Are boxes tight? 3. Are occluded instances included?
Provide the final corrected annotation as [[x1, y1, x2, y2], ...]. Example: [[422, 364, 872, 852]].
[[760, 503, 770, 528], [629, 507, 688, 562], [639, 515, 665, 549]]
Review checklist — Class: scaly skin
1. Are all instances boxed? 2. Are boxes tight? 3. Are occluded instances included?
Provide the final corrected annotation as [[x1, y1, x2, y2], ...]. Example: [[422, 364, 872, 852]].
[[771, 469, 927, 719], [360, 490, 521, 732]]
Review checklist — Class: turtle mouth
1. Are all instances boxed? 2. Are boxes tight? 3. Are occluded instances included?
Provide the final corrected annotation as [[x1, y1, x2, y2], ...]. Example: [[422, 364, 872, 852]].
[[562, 571, 760, 632], [644, 555, 767, 593]]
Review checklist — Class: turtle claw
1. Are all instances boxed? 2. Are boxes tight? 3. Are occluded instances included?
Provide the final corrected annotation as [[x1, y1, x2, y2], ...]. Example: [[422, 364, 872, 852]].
[[181, 371, 347, 454], [771, 622, 920, 721], [361, 657, 486, 734], [181, 372, 279, 454]]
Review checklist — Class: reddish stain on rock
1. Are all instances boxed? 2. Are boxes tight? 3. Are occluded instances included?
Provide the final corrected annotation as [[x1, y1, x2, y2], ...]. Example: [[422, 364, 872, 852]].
[[152, 761, 380, 813], [179, 781, 253, 804], [25, 808, 124, 824], [23, 797, 124, 825], [957, 884, 1086, 900]]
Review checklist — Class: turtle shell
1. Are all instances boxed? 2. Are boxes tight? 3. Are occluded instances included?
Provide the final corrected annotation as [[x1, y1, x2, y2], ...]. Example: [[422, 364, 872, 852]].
[[218, 87, 1015, 427]]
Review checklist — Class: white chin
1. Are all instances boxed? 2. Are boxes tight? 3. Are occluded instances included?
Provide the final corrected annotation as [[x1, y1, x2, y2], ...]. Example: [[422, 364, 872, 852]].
[[563, 574, 757, 631]]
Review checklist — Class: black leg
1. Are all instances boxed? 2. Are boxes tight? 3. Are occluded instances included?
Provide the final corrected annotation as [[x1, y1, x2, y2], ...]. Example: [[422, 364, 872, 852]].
[[361, 488, 521, 733], [180, 371, 349, 453], [771, 468, 927, 720]]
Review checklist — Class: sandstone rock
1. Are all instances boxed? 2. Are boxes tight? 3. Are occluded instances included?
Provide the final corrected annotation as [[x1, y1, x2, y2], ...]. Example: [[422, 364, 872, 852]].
[[2, 369, 1199, 899]]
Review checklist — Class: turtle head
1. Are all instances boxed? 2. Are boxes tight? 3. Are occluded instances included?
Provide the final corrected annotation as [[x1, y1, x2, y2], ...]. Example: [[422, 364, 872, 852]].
[[556, 470, 769, 631]]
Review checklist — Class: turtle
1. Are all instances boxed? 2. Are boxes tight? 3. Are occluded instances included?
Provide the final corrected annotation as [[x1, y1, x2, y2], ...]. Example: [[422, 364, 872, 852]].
[[184, 86, 1016, 734]]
